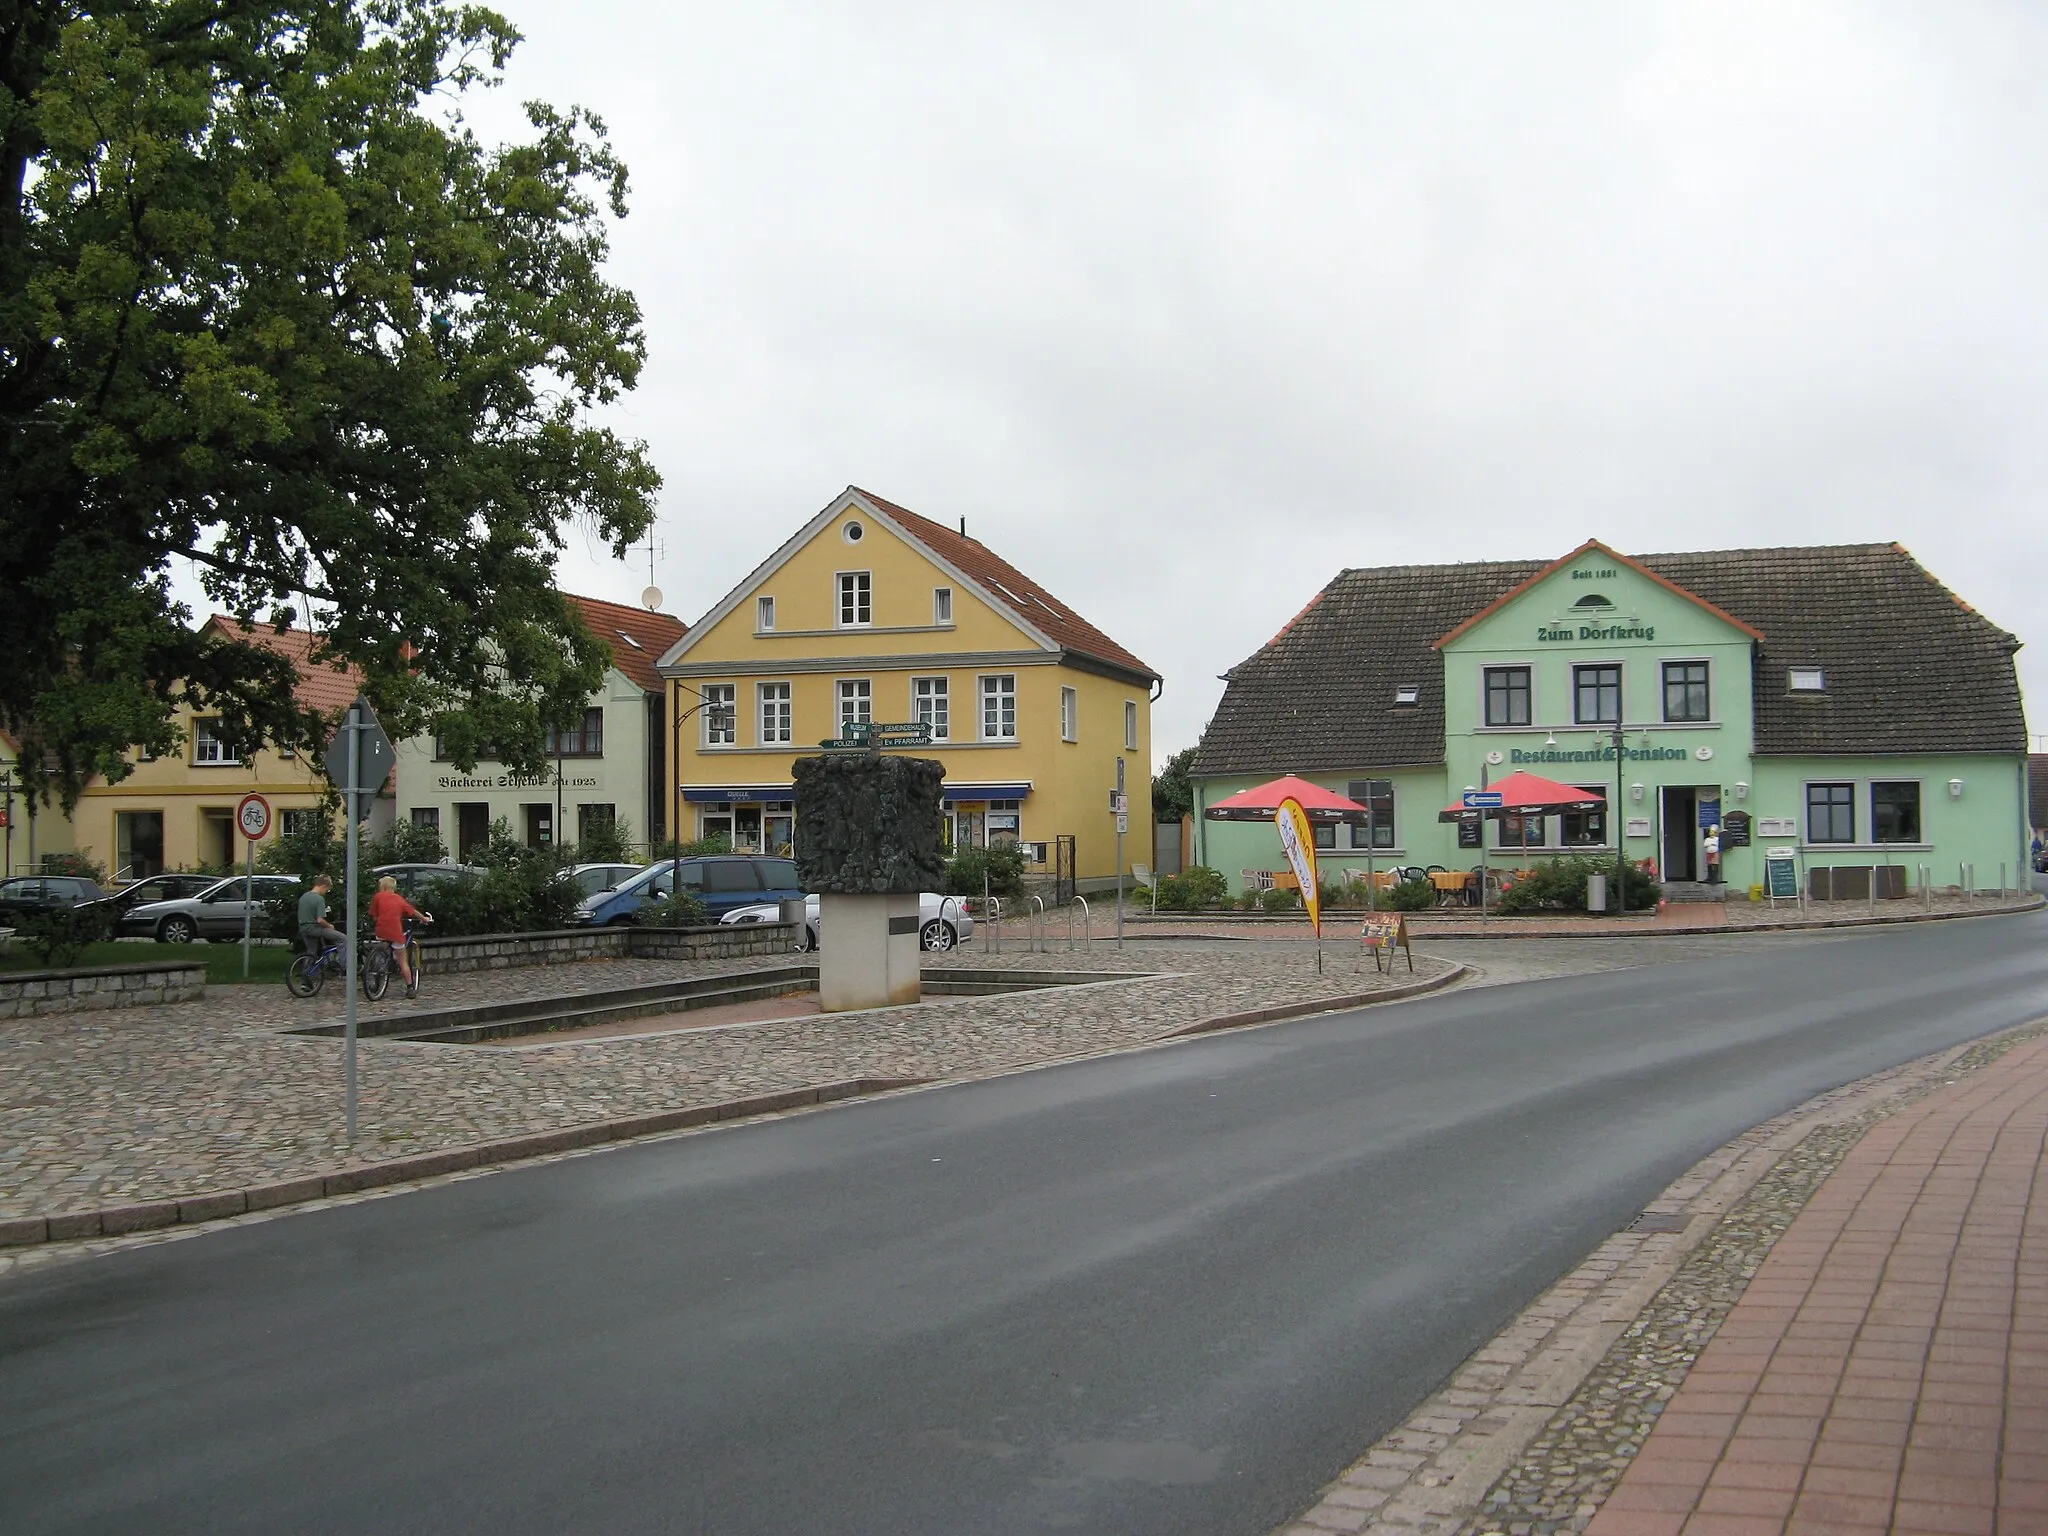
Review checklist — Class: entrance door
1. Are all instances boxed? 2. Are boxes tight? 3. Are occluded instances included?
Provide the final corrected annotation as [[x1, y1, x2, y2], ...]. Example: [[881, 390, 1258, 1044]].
[[524, 803, 554, 848], [456, 802, 491, 860], [1661, 786, 1697, 882], [952, 807, 985, 849], [201, 808, 235, 870], [734, 805, 762, 852]]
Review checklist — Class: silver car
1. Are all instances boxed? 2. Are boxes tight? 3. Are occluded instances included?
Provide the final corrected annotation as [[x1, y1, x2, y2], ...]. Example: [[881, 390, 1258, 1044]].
[[115, 874, 304, 944], [718, 892, 974, 952]]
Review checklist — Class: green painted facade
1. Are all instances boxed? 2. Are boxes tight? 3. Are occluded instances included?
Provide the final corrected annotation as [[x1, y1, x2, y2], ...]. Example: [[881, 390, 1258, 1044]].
[[1195, 550, 2030, 895]]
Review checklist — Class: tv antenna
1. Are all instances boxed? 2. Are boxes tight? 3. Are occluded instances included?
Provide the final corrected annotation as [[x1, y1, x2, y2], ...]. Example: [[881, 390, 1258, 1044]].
[[637, 524, 665, 611]]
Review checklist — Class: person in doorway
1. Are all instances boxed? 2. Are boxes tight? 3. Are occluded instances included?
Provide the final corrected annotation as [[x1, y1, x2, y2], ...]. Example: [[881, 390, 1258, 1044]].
[[297, 875, 340, 958], [367, 874, 432, 997], [1703, 830, 1722, 884]]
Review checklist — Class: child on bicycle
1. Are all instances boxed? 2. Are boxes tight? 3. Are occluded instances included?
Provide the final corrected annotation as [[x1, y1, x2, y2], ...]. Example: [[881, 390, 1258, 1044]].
[[297, 875, 340, 958], [367, 875, 433, 997]]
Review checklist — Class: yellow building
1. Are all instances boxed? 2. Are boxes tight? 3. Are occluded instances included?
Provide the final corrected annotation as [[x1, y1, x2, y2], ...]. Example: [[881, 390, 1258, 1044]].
[[67, 618, 357, 880], [657, 487, 1159, 887], [2, 730, 77, 879]]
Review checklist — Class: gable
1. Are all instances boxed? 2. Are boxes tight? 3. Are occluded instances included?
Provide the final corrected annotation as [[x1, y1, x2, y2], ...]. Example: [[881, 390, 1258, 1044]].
[[1442, 543, 1763, 656]]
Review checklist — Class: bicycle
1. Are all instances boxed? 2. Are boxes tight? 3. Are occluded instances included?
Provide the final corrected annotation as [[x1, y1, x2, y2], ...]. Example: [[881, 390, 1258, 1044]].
[[284, 934, 365, 998], [362, 914, 428, 1002]]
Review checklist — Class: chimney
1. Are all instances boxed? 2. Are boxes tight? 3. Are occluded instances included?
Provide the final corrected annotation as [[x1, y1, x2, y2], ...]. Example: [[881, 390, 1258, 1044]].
[[959, 518, 967, 537]]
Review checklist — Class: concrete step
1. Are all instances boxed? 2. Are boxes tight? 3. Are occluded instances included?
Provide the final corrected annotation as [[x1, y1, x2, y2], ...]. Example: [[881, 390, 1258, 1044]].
[[1661, 881, 1731, 903]]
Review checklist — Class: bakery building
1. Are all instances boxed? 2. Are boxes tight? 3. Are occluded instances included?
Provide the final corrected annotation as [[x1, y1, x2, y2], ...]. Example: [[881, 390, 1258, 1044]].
[[1194, 540, 2030, 897]]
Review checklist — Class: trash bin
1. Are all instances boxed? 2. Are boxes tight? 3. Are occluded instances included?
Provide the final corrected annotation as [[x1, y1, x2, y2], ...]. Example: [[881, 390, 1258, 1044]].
[[777, 896, 807, 926], [1586, 873, 1609, 913]]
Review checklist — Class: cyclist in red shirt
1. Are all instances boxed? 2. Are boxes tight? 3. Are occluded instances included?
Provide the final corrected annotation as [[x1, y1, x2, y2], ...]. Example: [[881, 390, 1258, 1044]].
[[367, 875, 433, 997]]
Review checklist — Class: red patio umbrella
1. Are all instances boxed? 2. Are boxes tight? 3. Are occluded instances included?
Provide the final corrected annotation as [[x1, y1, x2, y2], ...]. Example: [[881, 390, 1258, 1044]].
[[1438, 770, 1607, 821], [1205, 774, 1369, 824]]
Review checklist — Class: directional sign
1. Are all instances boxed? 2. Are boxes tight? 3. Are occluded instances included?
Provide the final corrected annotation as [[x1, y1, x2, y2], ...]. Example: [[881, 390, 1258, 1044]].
[[323, 697, 396, 817], [235, 793, 272, 841], [818, 720, 933, 751], [1463, 790, 1505, 809]]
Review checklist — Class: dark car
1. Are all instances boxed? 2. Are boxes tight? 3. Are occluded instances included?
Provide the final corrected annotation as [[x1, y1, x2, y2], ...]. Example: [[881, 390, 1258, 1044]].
[[571, 856, 805, 925], [371, 863, 484, 900], [115, 874, 303, 944], [0, 875, 108, 923], [85, 873, 221, 917]]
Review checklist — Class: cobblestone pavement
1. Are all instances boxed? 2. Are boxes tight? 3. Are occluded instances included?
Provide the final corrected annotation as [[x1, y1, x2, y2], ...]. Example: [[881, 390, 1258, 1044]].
[[1272, 1017, 2048, 1536], [0, 940, 1460, 1221]]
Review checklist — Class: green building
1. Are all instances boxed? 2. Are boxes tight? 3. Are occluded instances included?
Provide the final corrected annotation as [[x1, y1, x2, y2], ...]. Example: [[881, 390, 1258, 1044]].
[[1194, 541, 2030, 899]]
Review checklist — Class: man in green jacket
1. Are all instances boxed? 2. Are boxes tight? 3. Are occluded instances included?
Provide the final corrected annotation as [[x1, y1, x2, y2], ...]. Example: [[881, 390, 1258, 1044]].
[[297, 875, 340, 958]]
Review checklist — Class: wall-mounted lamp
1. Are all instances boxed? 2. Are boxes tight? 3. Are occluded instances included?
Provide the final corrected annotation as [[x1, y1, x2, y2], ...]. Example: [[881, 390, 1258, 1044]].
[[1630, 782, 1645, 801], [1948, 778, 1964, 799], [1733, 781, 1749, 800], [1544, 731, 1557, 747]]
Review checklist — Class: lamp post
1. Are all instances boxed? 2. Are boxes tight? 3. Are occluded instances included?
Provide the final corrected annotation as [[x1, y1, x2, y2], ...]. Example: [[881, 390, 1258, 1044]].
[[1598, 717, 1652, 916], [667, 680, 731, 897]]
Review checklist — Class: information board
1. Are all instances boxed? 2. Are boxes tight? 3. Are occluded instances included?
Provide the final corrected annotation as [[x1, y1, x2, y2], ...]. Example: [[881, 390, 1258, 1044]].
[[1764, 851, 1799, 899], [1360, 914, 1413, 973]]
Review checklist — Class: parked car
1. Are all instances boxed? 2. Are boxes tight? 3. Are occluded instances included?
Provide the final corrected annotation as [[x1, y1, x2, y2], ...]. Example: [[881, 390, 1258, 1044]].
[[719, 892, 974, 952], [572, 856, 805, 926], [0, 874, 108, 923], [84, 873, 220, 918], [115, 874, 304, 944], [371, 863, 484, 900], [565, 862, 645, 899]]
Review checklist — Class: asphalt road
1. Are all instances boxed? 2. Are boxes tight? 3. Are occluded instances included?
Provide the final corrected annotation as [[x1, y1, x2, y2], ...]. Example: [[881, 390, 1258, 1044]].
[[6, 911, 2048, 1535]]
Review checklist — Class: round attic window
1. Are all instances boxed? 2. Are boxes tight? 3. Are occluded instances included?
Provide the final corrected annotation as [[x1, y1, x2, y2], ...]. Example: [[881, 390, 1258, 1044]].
[[842, 520, 865, 543], [1572, 592, 1614, 609]]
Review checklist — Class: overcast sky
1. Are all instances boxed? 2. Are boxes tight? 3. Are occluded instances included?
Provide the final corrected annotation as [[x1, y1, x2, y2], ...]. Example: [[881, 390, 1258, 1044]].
[[448, 1, 2047, 766]]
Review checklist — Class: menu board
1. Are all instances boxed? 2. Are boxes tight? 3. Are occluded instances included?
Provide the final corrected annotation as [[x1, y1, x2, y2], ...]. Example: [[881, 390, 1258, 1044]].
[[1764, 851, 1799, 898]]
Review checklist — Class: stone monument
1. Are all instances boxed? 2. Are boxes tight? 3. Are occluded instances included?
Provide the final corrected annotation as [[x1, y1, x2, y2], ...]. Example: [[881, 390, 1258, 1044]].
[[792, 752, 947, 1011]]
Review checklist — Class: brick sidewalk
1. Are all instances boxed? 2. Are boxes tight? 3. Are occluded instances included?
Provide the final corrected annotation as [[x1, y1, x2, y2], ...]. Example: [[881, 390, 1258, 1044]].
[[1583, 1036, 2048, 1536]]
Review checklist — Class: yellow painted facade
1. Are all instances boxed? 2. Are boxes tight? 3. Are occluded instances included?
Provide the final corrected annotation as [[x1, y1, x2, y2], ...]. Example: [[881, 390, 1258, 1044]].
[[1, 735, 75, 879], [660, 489, 1156, 885], [67, 706, 334, 879]]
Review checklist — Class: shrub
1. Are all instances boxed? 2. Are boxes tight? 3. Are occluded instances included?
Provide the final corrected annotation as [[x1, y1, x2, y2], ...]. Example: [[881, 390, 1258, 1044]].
[[1382, 877, 1436, 912], [572, 814, 636, 865], [40, 851, 109, 884], [653, 834, 732, 860], [944, 843, 1027, 901], [636, 889, 710, 927], [17, 902, 114, 968], [1494, 855, 1659, 914], [1260, 885, 1299, 913], [1235, 887, 1264, 910], [1153, 866, 1227, 910]]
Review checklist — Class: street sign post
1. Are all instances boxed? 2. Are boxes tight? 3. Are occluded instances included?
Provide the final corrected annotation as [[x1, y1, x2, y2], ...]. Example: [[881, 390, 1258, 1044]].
[[324, 697, 395, 1143], [235, 794, 271, 979], [1114, 757, 1126, 948], [817, 721, 934, 752]]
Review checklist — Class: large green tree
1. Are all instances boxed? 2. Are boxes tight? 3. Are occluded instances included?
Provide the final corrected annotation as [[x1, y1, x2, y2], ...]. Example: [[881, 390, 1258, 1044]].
[[1, 0, 659, 806]]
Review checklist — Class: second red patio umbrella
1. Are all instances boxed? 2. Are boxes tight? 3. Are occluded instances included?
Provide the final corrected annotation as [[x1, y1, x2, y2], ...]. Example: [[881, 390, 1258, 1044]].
[[1204, 774, 1368, 824]]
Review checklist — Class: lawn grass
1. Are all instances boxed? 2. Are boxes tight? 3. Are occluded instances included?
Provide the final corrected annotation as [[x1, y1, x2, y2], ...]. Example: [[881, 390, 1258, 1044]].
[[0, 939, 296, 985]]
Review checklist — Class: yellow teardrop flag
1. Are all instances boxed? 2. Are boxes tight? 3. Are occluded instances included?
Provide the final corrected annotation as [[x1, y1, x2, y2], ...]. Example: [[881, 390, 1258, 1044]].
[[1274, 797, 1321, 937]]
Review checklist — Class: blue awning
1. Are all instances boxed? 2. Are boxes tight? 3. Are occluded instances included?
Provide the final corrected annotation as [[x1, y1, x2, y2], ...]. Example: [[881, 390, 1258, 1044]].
[[941, 783, 1032, 804]]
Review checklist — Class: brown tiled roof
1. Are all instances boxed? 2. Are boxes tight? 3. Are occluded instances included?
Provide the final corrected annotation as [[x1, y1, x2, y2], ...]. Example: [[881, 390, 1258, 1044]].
[[203, 617, 363, 714], [854, 488, 1158, 683], [565, 593, 688, 695], [1194, 543, 2024, 776]]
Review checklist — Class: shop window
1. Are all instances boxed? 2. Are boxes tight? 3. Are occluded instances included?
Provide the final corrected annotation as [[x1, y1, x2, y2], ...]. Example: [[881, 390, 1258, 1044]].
[[545, 708, 605, 758], [1060, 687, 1078, 742], [1661, 661, 1710, 723], [408, 807, 439, 835], [759, 683, 792, 745], [1345, 779, 1396, 849], [1871, 782, 1921, 843], [1483, 666, 1531, 727], [1561, 786, 1608, 846], [1312, 823, 1336, 851], [756, 595, 775, 631], [980, 675, 1017, 740], [1125, 700, 1139, 749], [837, 571, 871, 627], [1573, 664, 1621, 725], [1496, 812, 1547, 849], [191, 719, 239, 765], [988, 798, 1021, 844], [702, 685, 736, 746], [837, 678, 871, 730], [913, 677, 949, 741], [1806, 782, 1856, 843]]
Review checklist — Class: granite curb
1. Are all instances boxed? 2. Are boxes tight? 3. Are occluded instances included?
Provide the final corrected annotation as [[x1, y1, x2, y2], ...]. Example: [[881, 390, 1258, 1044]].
[[0, 1075, 929, 1251], [1166, 963, 1470, 1036]]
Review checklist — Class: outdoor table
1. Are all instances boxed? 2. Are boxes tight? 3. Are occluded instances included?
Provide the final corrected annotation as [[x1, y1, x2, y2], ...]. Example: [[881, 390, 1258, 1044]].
[[1429, 870, 1475, 906]]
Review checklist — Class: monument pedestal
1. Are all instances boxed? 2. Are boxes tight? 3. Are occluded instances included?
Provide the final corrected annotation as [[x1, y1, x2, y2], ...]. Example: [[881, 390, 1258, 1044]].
[[816, 892, 923, 1011]]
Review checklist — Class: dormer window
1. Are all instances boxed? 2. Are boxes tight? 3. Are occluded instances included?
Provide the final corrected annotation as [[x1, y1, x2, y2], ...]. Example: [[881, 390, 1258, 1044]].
[[1788, 667, 1826, 692], [1393, 685, 1421, 707]]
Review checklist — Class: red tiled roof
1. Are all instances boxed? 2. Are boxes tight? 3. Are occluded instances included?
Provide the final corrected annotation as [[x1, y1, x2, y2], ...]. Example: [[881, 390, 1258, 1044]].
[[565, 593, 688, 695], [202, 617, 363, 714], [853, 488, 1158, 683]]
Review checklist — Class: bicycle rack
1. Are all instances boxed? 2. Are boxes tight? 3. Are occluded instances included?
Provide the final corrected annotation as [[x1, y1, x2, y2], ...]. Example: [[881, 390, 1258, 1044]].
[[1025, 894, 1046, 952], [938, 895, 965, 952], [982, 896, 1003, 954], [1067, 895, 1091, 950]]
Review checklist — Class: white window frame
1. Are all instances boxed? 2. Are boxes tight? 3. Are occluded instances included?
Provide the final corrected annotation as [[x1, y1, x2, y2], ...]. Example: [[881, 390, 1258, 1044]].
[[836, 678, 872, 731], [701, 684, 737, 747], [933, 587, 953, 625], [758, 682, 792, 746], [979, 674, 1018, 741], [191, 719, 240, 766], [1788, 666, 1827, 692], [912, 676, 950, 741], [837, 571, 872, 628], [1060, 686, 1078, 743], [756, 595, 776, 632], [1124, 700, 1139, 751]]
